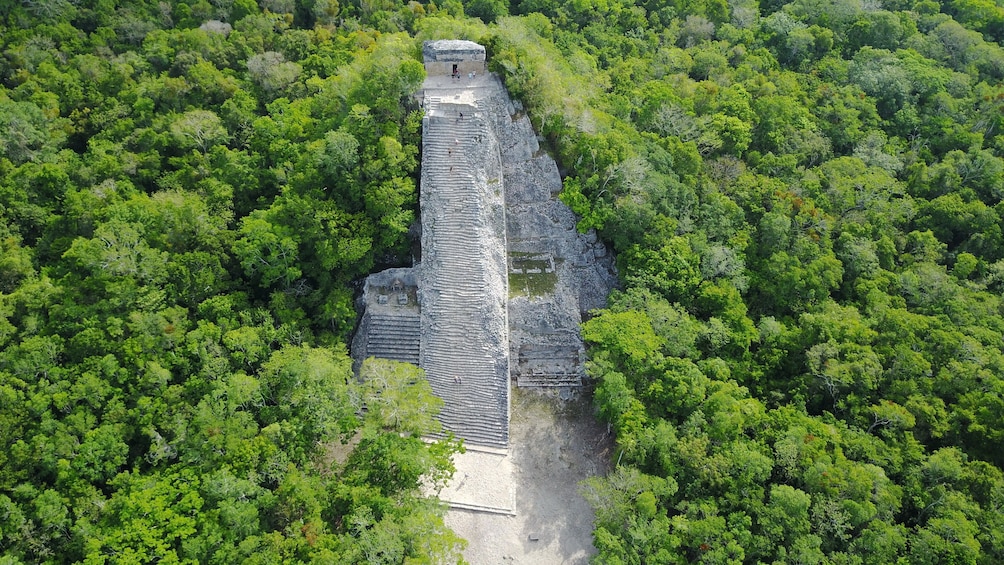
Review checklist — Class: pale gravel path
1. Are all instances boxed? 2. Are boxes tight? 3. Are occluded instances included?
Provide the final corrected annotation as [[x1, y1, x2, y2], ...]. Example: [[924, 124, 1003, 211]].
[[440, 388, 613, 564]]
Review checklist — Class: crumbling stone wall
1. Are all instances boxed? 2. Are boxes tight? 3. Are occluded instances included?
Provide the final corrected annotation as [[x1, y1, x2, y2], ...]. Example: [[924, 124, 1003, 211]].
[[471, 76, 617, 390]]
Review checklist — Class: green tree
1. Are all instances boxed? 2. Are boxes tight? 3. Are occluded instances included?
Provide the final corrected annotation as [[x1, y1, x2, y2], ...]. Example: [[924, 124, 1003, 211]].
[[358, 357, 443, 435], [257, 344, 358, 456], [0, 99, 63, 165], [233, 213, 302, 289]]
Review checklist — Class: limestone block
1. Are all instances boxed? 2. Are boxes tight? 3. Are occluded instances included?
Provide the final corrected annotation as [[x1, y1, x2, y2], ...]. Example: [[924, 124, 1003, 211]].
[[517, 118, 540, 153], [571, 249, 594, 268], [532, 155, 563, 196], [505, 207, 553, 241], [503, 161, 550, 204], [502, 136, 534, 163], [542, 200, 579, 229], [577, 270, 614, 314], [500, 116, 539, 162]]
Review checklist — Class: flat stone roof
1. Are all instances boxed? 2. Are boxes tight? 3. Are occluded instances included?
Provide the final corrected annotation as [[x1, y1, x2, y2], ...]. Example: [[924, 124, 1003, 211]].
[[423, 40, 486, 63]]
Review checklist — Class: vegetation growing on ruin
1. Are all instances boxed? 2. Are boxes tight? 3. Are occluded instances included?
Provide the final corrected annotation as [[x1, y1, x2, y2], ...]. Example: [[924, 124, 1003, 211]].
[[509, 269, 558, 296], [3, 0, 1004, 563], [509, 252, 559, 296]]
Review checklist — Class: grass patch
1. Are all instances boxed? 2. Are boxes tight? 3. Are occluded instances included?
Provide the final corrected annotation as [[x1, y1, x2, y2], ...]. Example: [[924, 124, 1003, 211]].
[[510, 270, 557, 297]]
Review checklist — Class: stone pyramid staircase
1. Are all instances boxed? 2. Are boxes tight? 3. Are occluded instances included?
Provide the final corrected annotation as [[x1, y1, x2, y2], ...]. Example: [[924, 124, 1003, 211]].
[[418, 97, 509, 448]]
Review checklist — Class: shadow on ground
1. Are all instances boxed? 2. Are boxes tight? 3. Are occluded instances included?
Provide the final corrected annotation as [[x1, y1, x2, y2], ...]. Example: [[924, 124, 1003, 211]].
[[443, 387, 613, 564]]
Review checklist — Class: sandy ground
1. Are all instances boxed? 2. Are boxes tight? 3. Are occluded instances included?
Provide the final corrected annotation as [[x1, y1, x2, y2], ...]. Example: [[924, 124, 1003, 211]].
[[437, 387, 614, 564]]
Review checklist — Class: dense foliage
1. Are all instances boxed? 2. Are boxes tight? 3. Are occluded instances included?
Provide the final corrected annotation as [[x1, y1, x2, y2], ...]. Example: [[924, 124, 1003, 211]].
[[0, 2, 469, 563], [480, 0, 1004, 563], [4, 0, 1004, 563]]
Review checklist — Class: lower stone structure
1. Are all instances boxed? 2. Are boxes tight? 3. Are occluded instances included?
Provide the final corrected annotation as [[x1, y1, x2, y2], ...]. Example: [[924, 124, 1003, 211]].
[[353, 268, 420, 363], [352, 51, 616, 447]]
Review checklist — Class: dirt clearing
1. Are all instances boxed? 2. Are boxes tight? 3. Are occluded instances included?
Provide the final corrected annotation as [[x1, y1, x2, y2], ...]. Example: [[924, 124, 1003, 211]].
[[439, 388, 613, 564]]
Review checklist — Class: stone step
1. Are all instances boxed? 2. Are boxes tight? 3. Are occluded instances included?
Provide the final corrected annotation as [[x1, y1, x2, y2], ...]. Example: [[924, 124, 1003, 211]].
[[427, 380, 499, 391], [431, 285, 487, 294], [369, 321, 421, 331], [365, 313, 421, 365], [432, 393, 505, 406], [424, 345, 491, 355], [428, 277, 485, 285], [424, 360, 495, 371], [370, 343, 420, 353]]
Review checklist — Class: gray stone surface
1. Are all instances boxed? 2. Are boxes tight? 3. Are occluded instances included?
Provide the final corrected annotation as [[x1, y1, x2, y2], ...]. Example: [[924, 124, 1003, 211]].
[[351, 267, 421, 368]]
